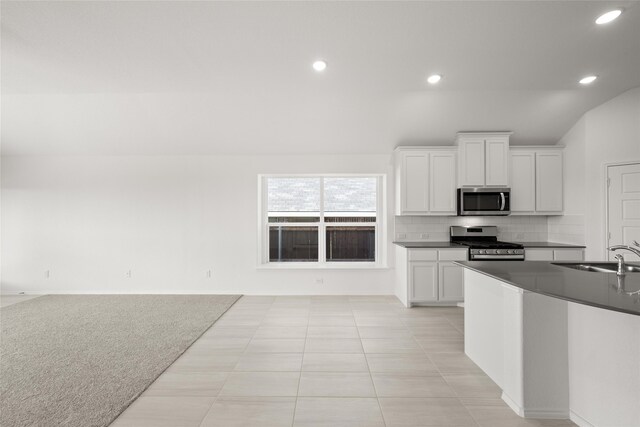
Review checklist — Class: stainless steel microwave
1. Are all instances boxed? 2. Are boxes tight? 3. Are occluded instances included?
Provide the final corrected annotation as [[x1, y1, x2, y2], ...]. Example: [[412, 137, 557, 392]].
[[457, 188, 510, 216]]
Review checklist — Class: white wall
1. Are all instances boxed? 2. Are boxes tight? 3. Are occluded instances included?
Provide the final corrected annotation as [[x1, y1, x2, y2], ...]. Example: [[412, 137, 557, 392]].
[[1, 154, 396, 295], [557, 87, 640, 426], [558, 87, 640, 259], [558, 115, 586, 217]]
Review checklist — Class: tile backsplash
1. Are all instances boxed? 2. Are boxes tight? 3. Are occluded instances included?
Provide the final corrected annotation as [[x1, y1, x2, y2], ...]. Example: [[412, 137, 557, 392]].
[[394, 216, 550, 242], [548, 215, 585, 245]]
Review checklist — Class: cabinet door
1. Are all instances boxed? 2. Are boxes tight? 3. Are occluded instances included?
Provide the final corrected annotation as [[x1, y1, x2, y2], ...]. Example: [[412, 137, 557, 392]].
[[409, 262, 438, 302], [536, 151, 563, 213], [402, 152, 429, 214], [509, 151, 536, 213], [485, 137, 510, 186], [553, 249, 584, 261], [429, 151, 457, 214], [525, 249, 554, 261], [459, 138, 485, 187], [438, 262, 464, 302]]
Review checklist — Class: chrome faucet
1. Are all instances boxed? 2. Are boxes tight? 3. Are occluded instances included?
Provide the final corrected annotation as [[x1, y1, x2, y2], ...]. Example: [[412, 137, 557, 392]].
[[607, 241, 640, 276], [613, 254, 626, 276]]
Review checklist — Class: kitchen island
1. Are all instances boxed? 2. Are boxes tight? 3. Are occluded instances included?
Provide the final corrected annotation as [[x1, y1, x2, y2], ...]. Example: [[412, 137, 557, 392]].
[[456, 261, 639, 427]]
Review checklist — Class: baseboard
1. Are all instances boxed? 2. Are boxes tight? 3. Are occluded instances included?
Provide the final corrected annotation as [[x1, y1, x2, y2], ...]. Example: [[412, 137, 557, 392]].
[[522, 408, 569, 419], [501, 392, 569, 419], [501, 392, 524, 417], [570, 411, 596, 427]]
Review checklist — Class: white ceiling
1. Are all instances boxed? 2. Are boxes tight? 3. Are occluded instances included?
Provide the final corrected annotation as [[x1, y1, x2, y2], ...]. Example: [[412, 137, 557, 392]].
[[2, 1, 640, 155]]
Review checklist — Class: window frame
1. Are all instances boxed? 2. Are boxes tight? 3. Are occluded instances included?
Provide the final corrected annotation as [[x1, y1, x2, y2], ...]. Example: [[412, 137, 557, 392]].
[[257, 174, 387, 269]]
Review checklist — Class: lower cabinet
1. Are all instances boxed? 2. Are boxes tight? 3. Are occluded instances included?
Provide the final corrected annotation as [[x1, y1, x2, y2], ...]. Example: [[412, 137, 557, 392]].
[[438, 262, 465, 302], [409, 262, 438, 302], [525, 248, 584, 261], [408, 248, 467, 305]]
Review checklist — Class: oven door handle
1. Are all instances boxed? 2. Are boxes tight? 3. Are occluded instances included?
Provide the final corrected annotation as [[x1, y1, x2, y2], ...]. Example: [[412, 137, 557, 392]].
[[500, 193, 506, 211], [472, 254, 524, 260]]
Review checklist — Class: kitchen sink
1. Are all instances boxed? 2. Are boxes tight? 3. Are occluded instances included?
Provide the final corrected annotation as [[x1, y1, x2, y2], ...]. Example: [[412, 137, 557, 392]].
[[552, 262, 640, 273]]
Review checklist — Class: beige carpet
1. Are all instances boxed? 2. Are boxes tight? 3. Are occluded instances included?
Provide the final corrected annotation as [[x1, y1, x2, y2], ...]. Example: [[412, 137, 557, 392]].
[[0, 294, 240, 427]]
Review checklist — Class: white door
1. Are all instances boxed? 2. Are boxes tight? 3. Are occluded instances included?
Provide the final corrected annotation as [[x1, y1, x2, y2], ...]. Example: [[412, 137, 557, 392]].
[[429, 151, 456, 214], [485, 138, 509, 187], [535, 151, 563, 213], [608, 163, 640, 261], [402, 152, 429, 214], [459, 139, 485, 186], [409, 262, 438, 302], [510, 151, 536, 212]]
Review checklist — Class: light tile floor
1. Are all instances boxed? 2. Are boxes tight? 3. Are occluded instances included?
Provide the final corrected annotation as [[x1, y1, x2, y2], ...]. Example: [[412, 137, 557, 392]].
[[111, 295, 576, 427]]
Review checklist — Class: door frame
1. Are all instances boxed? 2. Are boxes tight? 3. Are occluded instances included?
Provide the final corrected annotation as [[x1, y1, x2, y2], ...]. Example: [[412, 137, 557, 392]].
[[604, 161, 640, 260]]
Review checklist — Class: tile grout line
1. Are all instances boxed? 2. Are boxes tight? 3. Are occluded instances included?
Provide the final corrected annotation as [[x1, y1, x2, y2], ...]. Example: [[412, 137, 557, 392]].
[[291, 299, 311, 427], [194, 296, 263, 427], [198, 296, 272, 427], [353, 299, 388, 427]]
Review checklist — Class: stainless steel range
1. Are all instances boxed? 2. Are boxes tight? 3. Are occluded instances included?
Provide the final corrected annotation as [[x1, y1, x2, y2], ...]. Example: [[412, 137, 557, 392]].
[[450, 225, 525, 261]]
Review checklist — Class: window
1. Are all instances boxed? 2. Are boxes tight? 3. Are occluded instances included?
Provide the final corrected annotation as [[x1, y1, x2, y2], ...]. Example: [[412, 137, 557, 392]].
[[259, 175, 385, 267]]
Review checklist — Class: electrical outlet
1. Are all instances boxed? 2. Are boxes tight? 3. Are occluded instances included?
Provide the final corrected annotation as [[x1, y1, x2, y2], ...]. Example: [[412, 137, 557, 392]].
[[397, 233, 407, 239], [515, 233, 524, 240], [420, 233, 429, 239], [206, 270, 212, 278], [126, 270, 132, 278], [315, 278, 324, 284], [45, 270, 50, 279]]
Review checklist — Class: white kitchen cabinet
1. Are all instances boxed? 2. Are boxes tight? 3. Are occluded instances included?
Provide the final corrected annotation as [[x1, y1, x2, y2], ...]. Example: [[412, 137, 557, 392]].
[[525, 248, 584, 261], [485, 137, 510, 186], [552, 248, 584, 261], [405, 248, 467, 306], [399, 151, 429, 214], [395, 148, 457, 215], [438, 262, 465, 302], [409, 262, 438, 302], [510, 148, 563, 215], [535, 150, 563, 213], [525, 248, 554, 261], [429, 151, 457, 213], [458, 137, 486, 186], [457, 132, 510, 187], [509, 150, 536, 212]]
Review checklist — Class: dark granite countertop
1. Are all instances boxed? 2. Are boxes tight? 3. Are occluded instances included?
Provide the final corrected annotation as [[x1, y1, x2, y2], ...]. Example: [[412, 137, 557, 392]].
[[393, 242, 462, 248], [456, 261, 640, 316], [393, 241, 585, 249], [518, 242, 586, 248]]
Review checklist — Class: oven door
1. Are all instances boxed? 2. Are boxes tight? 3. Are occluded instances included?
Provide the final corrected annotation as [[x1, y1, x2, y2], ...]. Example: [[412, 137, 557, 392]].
[[458, 188, 510, 216]]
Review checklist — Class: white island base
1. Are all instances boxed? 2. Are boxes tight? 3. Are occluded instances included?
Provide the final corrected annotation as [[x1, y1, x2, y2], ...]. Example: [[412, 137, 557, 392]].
[[463, 269, 640, 427]]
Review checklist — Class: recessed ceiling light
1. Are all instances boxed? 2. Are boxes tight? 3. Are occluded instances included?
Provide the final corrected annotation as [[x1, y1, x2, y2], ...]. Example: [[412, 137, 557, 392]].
[[596, 9, 622, 25], [427, 74, 442, 84], [312, 60, 327, 72], [579, 75, 598, 85]]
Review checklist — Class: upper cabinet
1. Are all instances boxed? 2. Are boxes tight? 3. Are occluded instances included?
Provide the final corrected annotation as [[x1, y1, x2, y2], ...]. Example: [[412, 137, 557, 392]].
[[510, 147, 563, 215], [535, 150, 563, 212], [457, 132, 511, 187], [509, 150, 536, 212], [395, 134, 563, 217], [395, 148, 457, 216]]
